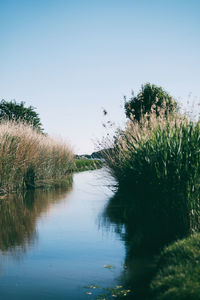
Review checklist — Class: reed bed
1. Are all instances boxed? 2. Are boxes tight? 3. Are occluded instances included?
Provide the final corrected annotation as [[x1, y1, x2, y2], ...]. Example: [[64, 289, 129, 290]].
[[0, 121, 74, 194], [103, 109, 200, 235]]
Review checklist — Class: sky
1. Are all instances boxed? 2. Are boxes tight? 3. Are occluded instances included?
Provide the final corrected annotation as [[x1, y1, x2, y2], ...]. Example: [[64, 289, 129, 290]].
[[0, 0, 200, 154]]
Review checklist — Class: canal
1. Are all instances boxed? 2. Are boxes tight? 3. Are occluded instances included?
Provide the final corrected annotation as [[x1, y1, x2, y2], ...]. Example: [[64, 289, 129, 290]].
[[0, 168, 127, 299]]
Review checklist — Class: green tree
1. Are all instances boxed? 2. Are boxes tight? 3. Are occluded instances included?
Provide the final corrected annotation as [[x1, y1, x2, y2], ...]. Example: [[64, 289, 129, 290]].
[[0, 100, 43, 132], [124, 83, 177, 122]]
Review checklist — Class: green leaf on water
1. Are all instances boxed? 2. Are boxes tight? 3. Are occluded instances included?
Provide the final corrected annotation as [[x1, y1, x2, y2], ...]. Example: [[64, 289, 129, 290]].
[[86, 291, 92, 295], [83, 284, 100, 289], [104, 264, 115, 269]]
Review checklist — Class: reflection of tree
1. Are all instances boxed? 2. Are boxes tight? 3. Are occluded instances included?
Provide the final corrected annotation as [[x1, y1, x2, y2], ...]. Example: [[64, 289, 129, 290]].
[[0, 176, 72, 253], [102, 189, 191, 299]]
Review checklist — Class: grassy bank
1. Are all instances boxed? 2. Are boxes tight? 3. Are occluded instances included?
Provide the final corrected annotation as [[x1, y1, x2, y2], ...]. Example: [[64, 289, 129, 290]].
[[0, 121, 74, 194], [103, 108, 200, 298], [74, 158, 102, 172], [150, 233, 200, 300]]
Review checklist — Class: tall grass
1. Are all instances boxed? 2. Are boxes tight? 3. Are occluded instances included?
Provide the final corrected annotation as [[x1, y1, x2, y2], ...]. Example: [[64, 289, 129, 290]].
[[103, 109, 200, 238], [0, 121, 74, 194]]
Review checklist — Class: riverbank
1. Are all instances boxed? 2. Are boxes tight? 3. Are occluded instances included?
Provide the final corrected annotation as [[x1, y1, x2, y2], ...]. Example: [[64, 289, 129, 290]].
[[74, 158, 103, 172], [0, 121, 104, 195], [103, 106, 200, 298]]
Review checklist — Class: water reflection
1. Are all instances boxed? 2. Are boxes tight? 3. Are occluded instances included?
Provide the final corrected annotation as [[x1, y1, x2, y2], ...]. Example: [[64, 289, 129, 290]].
[[102, 187, 191, 299], [0, 170, 125, 300], [0, 176, 72, 254]]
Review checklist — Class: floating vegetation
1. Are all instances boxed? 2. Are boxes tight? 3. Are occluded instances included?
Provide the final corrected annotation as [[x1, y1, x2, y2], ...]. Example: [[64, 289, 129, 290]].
[[84, 263, 132, 299], [104, 264, 115, 270], [103, 286, 131, 298], [84, 283, 132, 299], [84, 285, 100, 289]]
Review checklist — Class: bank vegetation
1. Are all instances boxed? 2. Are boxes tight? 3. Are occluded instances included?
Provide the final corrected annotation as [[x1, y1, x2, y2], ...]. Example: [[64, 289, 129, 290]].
[[0, 121, 74, 194]]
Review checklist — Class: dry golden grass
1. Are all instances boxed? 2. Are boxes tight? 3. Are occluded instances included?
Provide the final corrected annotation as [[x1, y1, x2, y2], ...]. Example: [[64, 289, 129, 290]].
[[0, 121, 74, 194]]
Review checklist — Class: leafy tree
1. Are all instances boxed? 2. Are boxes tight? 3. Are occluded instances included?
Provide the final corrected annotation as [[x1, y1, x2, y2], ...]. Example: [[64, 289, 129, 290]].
[[0, 100, 43, 132], [124, 83, 177, 122]]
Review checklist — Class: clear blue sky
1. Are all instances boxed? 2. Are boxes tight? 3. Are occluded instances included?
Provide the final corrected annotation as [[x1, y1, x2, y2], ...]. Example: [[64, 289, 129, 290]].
[[0, 0, 200, 154]]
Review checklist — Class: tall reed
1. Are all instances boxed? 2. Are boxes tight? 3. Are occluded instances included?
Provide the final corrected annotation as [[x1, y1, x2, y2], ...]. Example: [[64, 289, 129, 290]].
[[0, 121, 74, 194], [103, 109, 200, 236]]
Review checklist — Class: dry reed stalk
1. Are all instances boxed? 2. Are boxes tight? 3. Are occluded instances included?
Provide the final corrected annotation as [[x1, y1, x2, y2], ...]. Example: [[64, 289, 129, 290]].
[[0, 121, 74, 194]]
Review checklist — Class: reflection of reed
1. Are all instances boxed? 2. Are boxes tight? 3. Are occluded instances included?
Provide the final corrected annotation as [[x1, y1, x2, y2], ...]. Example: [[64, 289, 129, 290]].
[[103, 186, 192, 255], [0, 175, 72, 254], [102, 188, 192, 299], [101, 191, 156, 299]]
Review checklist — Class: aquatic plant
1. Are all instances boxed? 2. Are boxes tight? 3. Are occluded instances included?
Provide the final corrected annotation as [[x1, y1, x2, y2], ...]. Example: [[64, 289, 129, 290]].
[[0, 121, 74, 194], [103, 108, 200, 237], [84, 283, 132, 299]]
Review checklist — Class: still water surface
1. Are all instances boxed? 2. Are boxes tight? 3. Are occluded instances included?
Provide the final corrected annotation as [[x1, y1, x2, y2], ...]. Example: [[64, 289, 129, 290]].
[[0, 169, 125, 299]]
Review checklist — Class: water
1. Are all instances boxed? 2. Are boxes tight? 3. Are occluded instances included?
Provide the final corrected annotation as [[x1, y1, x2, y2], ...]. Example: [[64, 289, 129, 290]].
[[0, 169, 126, 300]]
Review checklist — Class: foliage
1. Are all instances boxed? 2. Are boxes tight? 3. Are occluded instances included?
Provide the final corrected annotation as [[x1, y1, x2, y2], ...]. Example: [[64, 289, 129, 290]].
[[150, 233, 200, 300], [0, 121, 74, 194], [124, 83, 177, 122], [83, 282, 132, 299], [0, 100, 43, 132]]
